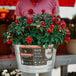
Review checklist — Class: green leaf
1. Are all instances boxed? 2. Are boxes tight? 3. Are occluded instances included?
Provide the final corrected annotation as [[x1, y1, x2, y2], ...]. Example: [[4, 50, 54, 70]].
[[4, 33, 8, 37], [58, 36, 63, 44], [45, 43, 48, 48], [21, 29, 24, 32], [40, 27, 43, 32], [38, 40, 41, 44], [49, 42, 52, 45], [41, 38, 44, 42], [54, 42, 59, 49], [36, 35, 40, 39], [24, 33, 29, 36], [14, 40, 18, 44], [45, 32, 50, 37], [33, 16, 37, 21], [4, 39, 7, 43], [35, 21, 40, 24], [51, 38, 54, 42], [55, 38, 59, 42], [23, 38, 26, 43], [17, 31, 21, 35], [31, 23, 36, 26]]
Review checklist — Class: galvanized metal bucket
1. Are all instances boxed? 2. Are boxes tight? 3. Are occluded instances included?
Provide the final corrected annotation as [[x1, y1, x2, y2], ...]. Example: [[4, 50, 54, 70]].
[[14, 45, 56, 73]]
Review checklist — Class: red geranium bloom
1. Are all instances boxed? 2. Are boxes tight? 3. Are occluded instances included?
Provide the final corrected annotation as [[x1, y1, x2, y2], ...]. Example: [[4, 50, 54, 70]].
[[51, 17, 57, 23], [41, 21, 46, 27], [66, 30, 71, 36], [57, 21, 61, 25], [65, 37, 71, 42], [41, 9, 45, 14], [50, 24, 54, 29], [6, 40, 13, 44], [58, 16, 61, 19], [15, 19, 19, 23], [26, 37, 33, 43], [61, 23, 66, 29], [28, 18, 34, 24], [47, 28, 53, 34], [11, 25, 13, 28], [22, 27, 25, 29], [28, 9, 34, 15], [61, 20, 66, 24]]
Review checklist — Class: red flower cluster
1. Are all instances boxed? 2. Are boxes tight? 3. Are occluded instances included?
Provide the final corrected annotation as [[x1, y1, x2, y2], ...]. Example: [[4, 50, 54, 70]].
[[41, 9, 45, 14], [57, 21, 61, 25], [66, 30, 71, 36], [0, 0, 19, 6], [61, 23, 66, 29], [41, 21, 46, 27], [65, 30, 71, 42], [47, 28, 53, 34], [28, 9, 34, 15], [47, 24, 54, 34], [51, 17, 57, 23], [6, 40, 13, 44], [28, 18, 34, 24], [50, 24, 54, 29], [60, 20, 66, 29], [11, 25, 13, 28], [65, 37, 71, 42], [15, 19, 19, 23], [26, 37, 33, 43]]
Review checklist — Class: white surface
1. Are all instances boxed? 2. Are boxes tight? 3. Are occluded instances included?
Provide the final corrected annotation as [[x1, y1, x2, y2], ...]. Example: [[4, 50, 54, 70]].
[[52, 67, 61, 76], [52, 64, 76, 76], [59, 3, 76, 19], [68, 64, 76, 72]]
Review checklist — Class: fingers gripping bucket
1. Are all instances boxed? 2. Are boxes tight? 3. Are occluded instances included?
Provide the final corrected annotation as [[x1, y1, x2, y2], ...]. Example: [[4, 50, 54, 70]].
[[14, 45, 56, 73]]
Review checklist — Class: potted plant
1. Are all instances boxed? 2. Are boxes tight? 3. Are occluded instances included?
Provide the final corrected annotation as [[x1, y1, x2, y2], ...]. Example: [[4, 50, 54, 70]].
[[66, 15, 76, 54], [3, 9, 70, 73]]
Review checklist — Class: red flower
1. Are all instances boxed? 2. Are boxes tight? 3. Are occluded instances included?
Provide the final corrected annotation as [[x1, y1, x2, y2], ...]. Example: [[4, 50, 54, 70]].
[[11, 25, 13, 28], [28, 9, 34, 15], [58, 16, 61, 19], [57, 21, 61, 25], [58, 28, 61, 32], [65, 37, 71, 42], [28, 18, 34, 24], [15, 19, 19, 23], [11, 15, 15, 20], [26, 37, 33, 43], [41, 21, 46, 27], [6, 19, 9, 22], [50, 14, 52, 17], [6, 40, 13, 44], [29, 25, 34, 28], [61, 23, 66, 29], [66, 30, 71, 36], [50, 24, 54, 29], [47, 28, 53, 34], [22, 27, 25, 29], [41, 9, 45, 14], [51, 18, 57, 23]]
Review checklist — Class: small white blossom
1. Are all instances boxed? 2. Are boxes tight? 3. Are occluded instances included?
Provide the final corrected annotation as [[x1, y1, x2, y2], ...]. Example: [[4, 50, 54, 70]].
[[5, 73, 10, 76], [10, 71, 16, 75]]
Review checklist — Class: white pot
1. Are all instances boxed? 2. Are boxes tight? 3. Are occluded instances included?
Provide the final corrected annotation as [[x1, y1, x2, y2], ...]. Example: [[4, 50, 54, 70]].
[[13, 45, 56, 73], [67, 39, 76, 54]]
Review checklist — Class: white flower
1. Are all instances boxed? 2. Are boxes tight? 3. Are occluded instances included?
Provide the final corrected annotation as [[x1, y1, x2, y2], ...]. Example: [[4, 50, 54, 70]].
[[2, 69, 8, 75], [10, 71, 16, 75], [5, 73, 10, 76]]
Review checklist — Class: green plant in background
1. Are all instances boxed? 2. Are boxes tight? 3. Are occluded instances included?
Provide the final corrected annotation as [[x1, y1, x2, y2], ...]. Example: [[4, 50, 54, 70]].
[[3, 9, 70, 48]]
